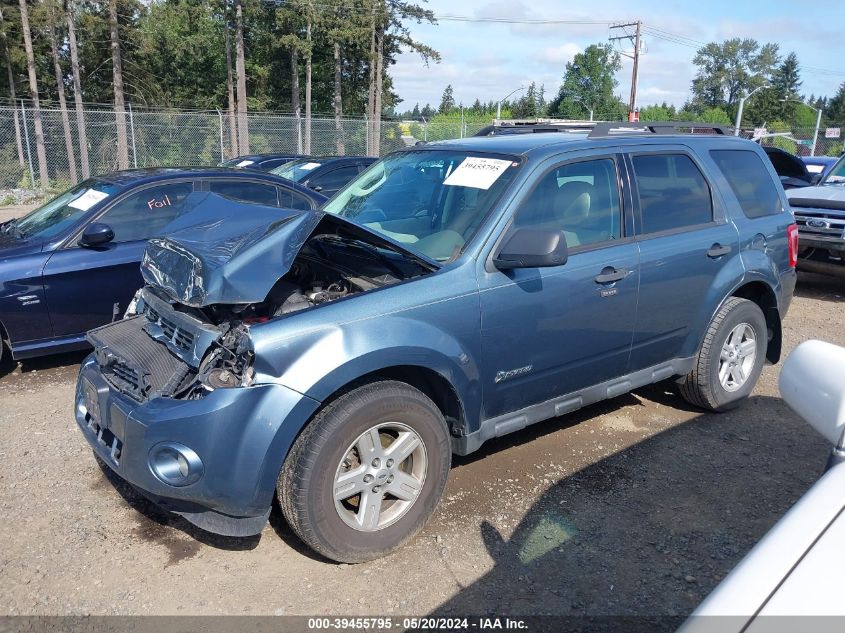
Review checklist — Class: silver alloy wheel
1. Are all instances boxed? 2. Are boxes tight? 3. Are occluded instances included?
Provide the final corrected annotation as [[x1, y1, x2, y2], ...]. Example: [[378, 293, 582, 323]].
[[333, 422, 428, 532], [718, 323, 757, 392]]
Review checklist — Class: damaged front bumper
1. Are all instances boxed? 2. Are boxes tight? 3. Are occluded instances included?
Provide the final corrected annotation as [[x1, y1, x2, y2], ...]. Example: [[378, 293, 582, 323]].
[[75, 355, 319, 537]]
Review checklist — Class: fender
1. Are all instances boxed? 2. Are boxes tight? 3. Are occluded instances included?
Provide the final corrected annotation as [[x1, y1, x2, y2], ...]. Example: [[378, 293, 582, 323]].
[[0, 250, 51, 353], [250, 313, 482, 431]]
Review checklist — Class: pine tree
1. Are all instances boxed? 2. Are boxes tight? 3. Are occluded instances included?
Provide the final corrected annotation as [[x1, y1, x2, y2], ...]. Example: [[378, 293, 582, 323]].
[[438, 84, 455, 114]]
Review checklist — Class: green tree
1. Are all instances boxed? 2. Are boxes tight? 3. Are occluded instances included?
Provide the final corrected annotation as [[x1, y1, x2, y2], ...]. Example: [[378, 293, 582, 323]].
[[438, 83, 455, 114], [826, 83, 845, 122], [745, 52, 802, 125], [638, 102, 678, 121], [690, 38, 779, 113], [547, 43, 626, 120]]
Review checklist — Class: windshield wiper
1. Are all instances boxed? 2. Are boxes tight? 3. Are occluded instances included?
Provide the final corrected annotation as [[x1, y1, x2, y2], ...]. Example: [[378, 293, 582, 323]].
[[0, 218, 23, 239]]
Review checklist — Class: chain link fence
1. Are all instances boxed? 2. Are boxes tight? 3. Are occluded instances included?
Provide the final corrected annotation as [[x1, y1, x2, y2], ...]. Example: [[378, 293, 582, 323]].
[[0, 103, 486, 193], [5, 103, 841, 196], [752, 126, 845, 158]]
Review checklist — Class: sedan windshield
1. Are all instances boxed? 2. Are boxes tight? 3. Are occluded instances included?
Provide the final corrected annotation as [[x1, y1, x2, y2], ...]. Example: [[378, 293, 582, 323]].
[[15, 179, 121, 240], [272, 159, 326, 182], [322, 150, 520, 261]]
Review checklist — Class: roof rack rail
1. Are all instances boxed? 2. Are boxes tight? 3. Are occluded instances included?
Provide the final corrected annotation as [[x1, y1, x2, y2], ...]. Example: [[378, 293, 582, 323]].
[[474, 120, 596, 137], [587, 121, 733, 138]]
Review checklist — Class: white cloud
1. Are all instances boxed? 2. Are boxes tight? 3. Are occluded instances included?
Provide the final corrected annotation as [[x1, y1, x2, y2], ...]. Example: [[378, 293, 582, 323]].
[[388, 0, 844, 112], [535, 43, 581, 67]]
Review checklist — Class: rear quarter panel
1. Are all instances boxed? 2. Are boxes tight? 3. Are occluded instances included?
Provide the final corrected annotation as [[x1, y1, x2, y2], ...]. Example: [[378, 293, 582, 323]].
[[701, 140, 797, 316]]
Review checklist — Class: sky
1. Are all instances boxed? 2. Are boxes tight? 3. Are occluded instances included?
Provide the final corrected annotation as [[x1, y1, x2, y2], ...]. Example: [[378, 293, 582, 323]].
[[390, 0, 845, 115]]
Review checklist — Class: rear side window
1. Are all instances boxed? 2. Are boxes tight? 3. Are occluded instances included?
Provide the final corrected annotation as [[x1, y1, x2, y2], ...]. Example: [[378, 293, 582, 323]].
[[710, 150, 783, 219], [208, 180, 278, 206], [631, 153, 713, 234], [278, 187, 315, 210]]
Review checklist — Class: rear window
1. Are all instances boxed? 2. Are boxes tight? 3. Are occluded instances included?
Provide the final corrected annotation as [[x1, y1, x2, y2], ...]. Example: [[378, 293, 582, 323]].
[[710, 150, 783, 219], [631, 153, 713, 234]]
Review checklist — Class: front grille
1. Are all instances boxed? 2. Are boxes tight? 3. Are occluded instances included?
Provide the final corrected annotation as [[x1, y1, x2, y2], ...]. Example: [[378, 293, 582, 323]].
[[144, 303, 196, 353], [112, 362, 141, 392], [87, 316, 192, 402], [794, 209, 845, 238]]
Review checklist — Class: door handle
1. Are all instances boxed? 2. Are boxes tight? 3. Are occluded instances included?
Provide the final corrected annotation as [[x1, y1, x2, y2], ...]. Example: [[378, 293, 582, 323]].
[[707, 243, 732, 258], [594, 267, 630, 284]]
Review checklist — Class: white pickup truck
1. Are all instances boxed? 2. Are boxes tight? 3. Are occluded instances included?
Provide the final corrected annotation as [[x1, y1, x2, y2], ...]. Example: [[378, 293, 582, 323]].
[[787, 155, 845, 278]]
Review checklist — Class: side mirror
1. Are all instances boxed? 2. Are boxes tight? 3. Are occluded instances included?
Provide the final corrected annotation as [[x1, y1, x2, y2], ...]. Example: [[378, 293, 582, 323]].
[[78, 222, 114, 248], [811, 173, 823, 185], [493, 227, 568, 270], [779, 340, 845, 448], [308, 183, 323, 193]]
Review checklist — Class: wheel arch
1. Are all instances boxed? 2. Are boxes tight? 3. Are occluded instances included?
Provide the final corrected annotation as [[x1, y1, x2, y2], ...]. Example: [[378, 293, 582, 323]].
[[729, 280, 782, 363], [318, 364, 468, 440]]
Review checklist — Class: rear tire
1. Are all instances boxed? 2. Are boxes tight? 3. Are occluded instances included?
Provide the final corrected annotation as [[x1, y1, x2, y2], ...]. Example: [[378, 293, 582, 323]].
[[679, 297, 767, 412], [278, 380, 451, 563]]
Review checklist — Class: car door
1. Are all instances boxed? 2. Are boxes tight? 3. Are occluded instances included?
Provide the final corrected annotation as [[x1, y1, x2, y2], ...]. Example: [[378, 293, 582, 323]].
[[624, 148, 740, 371], [478, 153, 640, 419], [42, 180, 195, 339], [306, 165, 362, 197]]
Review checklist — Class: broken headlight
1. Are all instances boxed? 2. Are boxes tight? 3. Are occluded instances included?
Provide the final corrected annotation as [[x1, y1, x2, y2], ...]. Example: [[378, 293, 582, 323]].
[[197, 325, 255, 391]]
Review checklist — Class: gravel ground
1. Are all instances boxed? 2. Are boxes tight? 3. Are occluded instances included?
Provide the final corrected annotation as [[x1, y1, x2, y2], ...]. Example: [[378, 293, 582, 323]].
[[0, 272, 842, 617]]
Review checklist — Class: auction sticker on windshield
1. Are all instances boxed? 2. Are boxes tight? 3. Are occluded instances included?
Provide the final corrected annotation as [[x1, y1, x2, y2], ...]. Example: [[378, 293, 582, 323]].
[[68, 189, 110, 211], [443, 157, 512, 190]]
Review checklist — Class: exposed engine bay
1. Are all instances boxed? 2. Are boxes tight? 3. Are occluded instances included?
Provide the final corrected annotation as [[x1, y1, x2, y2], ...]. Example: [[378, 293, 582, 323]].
[[198, 232, 424, 324], [91, 231, 432, 403]]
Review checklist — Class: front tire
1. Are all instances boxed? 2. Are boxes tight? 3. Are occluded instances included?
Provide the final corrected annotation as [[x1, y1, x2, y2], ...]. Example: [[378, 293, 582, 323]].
[[278, 381, 451, 563], [679, 297, 767, 412]]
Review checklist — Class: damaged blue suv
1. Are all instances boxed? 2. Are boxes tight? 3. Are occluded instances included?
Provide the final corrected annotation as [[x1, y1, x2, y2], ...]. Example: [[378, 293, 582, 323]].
[[76, 123, 797, 562]]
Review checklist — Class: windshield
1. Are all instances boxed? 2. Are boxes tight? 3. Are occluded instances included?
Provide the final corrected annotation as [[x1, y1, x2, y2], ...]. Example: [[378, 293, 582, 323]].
[[323, 149, 521, 261], [14, 180, 121, 240], [272, 159, 326, 182], [823, 155, 845, 184]]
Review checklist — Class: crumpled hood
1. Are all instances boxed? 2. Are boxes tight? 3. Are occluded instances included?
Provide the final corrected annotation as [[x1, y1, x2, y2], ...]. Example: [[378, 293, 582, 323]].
[[140, 191, 434, 308], [787, 184, 845, 210], [141, 192, 324, 307]]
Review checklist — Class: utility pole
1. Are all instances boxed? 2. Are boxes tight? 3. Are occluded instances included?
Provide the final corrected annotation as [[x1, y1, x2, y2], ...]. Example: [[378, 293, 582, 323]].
[[609, 21, 642, 119]]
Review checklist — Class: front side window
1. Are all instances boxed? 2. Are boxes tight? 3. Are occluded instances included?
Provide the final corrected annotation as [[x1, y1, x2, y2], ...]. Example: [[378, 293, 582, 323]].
[[97, 182, 194, 243], [513, 158, 622, 249], [14, 179, 122, 241], [710, 150, 782, 219], [631, 153, 713, 234], [323, 150, 521, 261]]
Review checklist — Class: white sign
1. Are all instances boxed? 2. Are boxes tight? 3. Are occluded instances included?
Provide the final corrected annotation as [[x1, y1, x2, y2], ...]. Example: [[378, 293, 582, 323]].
[[299, 161, 322, 171], [68, 189, 110, 211], [235, 159, 255, 167], [753, 127, 767, 138], [443, 157, 512, 190], [825, 127, 841, 139]]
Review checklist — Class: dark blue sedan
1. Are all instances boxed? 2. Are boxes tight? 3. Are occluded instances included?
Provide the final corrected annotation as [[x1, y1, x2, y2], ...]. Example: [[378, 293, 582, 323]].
[[0, 167, 326, 362]]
